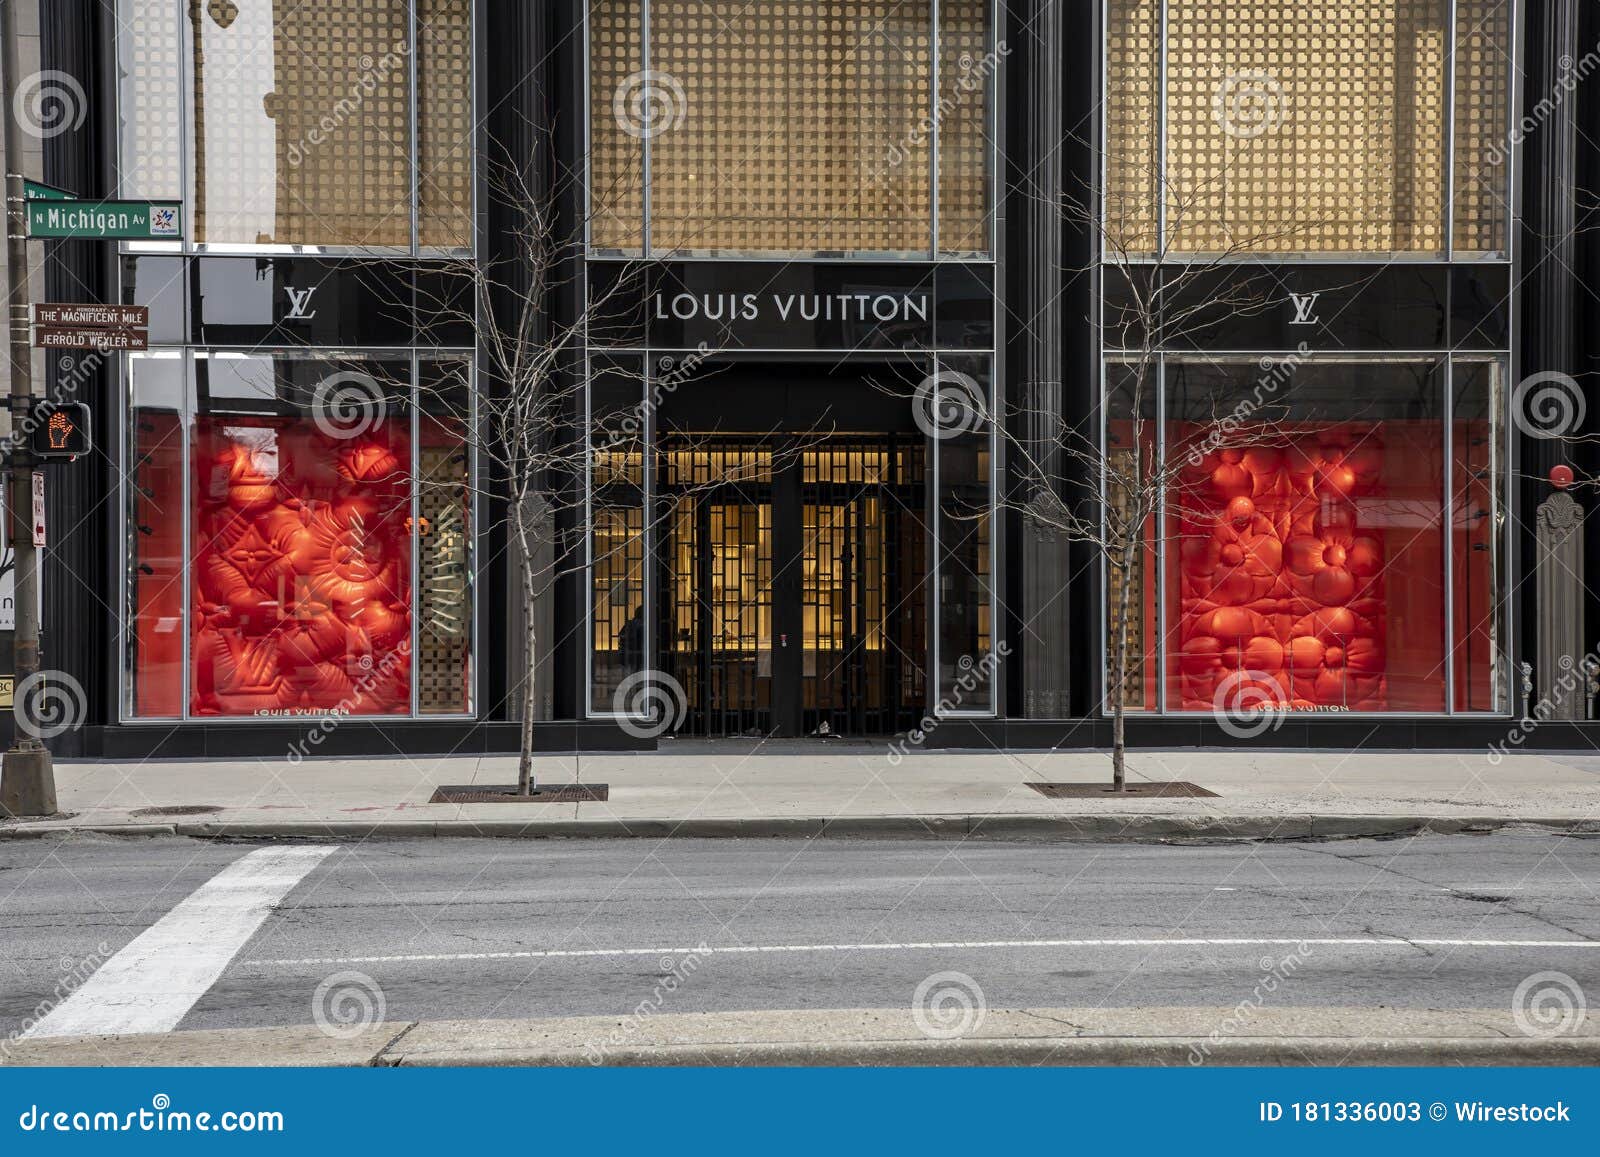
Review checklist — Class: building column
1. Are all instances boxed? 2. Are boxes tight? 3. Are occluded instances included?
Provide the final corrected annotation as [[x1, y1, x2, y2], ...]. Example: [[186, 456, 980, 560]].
[[1528, 0, 1585, 708], [1017, 0, 1071, 718]]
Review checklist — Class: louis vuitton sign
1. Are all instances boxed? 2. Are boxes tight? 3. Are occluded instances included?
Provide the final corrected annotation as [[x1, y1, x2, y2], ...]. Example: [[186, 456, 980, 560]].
[[589, 260, 993, 352]]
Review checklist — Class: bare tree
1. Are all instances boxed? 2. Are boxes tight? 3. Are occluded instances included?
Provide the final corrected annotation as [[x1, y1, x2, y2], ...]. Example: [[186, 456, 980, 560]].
[[990, 161, 1338, 791], [405, 136, 656, 794]]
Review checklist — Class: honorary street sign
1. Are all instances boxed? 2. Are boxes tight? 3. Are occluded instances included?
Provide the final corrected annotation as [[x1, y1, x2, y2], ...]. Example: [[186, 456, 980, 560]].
[[22, 179, 73, 201], [34, 327, 148, 351], [26, 199, 182, 240], [33, 303, 148, 329]]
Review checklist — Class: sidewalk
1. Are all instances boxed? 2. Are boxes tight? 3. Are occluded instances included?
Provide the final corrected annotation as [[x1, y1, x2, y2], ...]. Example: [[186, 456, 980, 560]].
[[4, 744, 1599, 840], [7, 1007, 1598, 1066]]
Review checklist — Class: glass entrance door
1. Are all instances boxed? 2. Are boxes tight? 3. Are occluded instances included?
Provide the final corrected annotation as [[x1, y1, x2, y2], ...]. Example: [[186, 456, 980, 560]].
[[659, 436, 926, 737]]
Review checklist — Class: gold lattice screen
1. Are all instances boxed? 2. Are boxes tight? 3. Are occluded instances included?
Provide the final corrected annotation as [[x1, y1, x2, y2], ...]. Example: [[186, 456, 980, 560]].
[[590, 0, 990, 257], [1107, 0, 1510, 257], [182, 0, 471, 249]]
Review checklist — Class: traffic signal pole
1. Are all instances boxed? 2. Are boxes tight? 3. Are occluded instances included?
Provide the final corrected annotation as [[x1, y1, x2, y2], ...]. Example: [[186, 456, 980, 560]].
[[0, 0, 56, 817]]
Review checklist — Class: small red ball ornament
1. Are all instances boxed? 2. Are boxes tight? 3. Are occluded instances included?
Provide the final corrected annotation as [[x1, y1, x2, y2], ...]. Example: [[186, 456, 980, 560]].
[[1550, 464, 1574, 490]]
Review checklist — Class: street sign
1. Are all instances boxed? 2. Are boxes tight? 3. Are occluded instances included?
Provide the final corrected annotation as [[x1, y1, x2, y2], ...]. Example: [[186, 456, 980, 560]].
[[29, 403, 92, 463], [22, 179, 72, 201], [34, 327, 148, 351], [33, 303, 147, 328], [26, 199, 182, 240], [30, 472, 45, 545]]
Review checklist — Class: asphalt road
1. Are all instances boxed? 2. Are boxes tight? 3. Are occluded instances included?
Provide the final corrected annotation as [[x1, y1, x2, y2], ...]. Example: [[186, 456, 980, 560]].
[[1, 832, 1596, 1036]]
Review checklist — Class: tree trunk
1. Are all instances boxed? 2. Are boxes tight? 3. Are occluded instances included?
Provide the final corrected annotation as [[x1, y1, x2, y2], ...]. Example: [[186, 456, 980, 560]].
[[516, 557, 539, 795], [1110, 535, 1138, 793]]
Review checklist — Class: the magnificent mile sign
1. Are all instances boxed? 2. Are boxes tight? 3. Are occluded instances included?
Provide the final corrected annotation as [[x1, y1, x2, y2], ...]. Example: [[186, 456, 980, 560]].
[[588, 261, 994, 352]]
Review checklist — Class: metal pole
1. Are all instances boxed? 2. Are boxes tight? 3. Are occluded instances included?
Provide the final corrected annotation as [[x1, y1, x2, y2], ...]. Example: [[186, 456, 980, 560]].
[[0, 0, 55, 817]]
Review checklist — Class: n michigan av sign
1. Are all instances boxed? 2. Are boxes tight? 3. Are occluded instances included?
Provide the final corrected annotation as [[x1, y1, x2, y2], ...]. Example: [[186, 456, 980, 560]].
[[26, 199, 182, 240]]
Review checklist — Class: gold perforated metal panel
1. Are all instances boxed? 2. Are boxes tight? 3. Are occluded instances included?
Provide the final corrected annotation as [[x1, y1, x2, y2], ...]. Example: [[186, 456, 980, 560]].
[[119, 0, 185, 201], [124, 1, 471, 249], [937, 0, 992, 255], [1453, 0, 1512, 255], [1107, 1, 1509, 257], [589, 0, 645, 252], [418, 0, 474, 250], [590, 1, 990, 257], [652, 0, 930, 256], [1165, 0, 1447, 254], [1104, 0, 1161, 254], [189, 0, 412, 247]]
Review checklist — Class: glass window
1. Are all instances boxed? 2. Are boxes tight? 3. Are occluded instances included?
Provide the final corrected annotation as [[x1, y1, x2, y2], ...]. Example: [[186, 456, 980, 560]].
[[118, 0, 473, 253], [190, 354, 414, 716], [589, 355, 648, 714], [1452, 358, 1504, 711], [126, 353, 187, 718], [1105, 0, 1511, 258], [589, 0, 993, 258], [124, 350, 475, 719], [1104, 358, 1158, 710], [417, 356, 475, 714], [933, 355, 994, 711], [1155, 357, 1514, 716]]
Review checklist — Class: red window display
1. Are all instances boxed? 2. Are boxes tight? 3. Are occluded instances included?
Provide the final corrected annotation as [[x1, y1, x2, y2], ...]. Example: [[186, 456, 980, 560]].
[[1106, 357, 1503, 716], [190, 415, 413, 716], [126, 353, 474, 719]]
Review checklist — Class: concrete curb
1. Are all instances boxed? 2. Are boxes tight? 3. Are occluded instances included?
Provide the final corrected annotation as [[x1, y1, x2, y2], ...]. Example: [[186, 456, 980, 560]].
[[386, 1036, 1600, 1067], [7, 1024, 1599, 1068], [3, 813, 1599, 842]]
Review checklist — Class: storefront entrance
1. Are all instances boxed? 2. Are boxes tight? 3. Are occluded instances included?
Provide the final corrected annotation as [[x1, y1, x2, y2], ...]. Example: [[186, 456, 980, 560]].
[[658, 435, 927, 737]]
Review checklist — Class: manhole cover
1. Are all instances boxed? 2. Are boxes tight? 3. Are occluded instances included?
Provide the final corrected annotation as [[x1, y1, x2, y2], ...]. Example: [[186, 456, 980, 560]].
[[1024, 781, 1219, 799], [429, 784, 610, 804], [130, 805, 224, 817]]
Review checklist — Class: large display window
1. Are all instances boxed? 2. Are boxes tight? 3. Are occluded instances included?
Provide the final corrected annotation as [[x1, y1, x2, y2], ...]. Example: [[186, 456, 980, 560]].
[[588, 0, 994, 259], [1104, 0, 1513, 258], [117, 0, 474, 253], [124, 350, 475, 719], [1107, 355, 1506, 716]]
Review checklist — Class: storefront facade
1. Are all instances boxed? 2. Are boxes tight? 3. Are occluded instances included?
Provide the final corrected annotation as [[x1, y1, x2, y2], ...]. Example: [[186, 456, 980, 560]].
[[21, 0, 1600, 756]]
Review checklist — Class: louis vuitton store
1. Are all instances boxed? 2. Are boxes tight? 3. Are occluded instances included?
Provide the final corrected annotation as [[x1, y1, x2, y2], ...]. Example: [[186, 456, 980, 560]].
[[21, 0, 1600, 756]]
